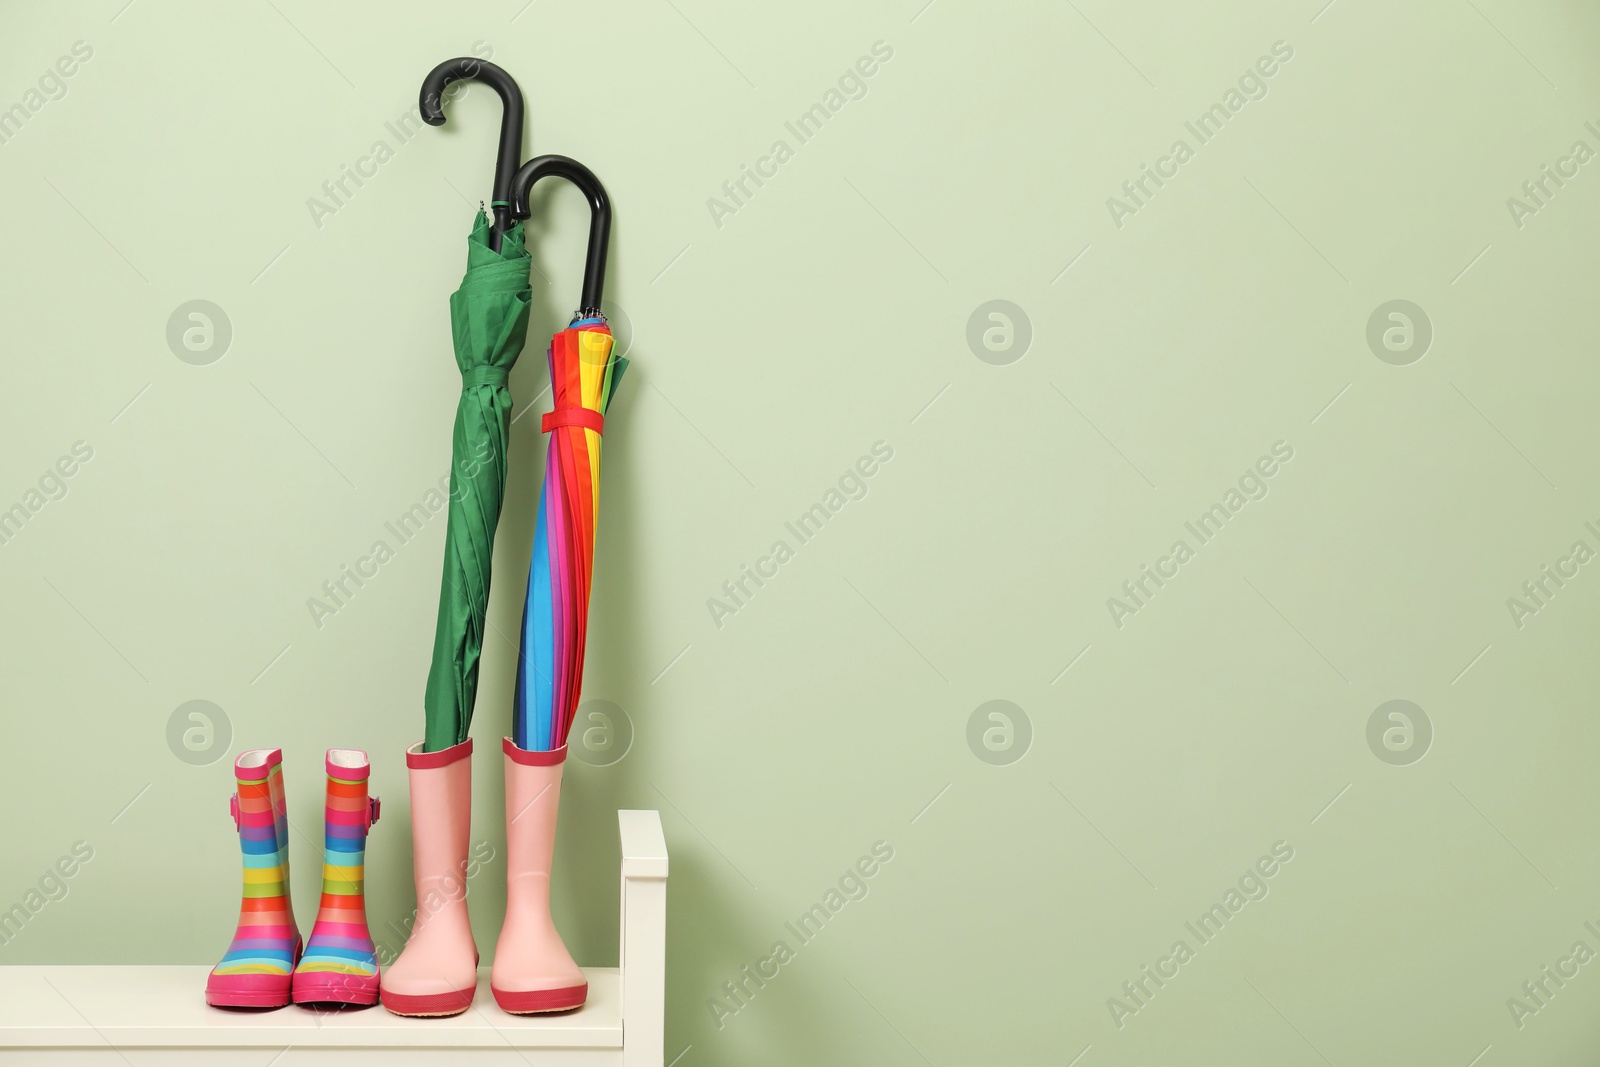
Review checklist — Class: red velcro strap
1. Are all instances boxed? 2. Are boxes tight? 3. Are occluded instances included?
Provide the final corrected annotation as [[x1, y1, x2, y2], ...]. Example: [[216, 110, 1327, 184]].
[[541, 407, 605, 435]]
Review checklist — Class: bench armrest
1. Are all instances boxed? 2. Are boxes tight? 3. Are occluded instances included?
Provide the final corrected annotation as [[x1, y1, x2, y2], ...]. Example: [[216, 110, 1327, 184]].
[[619, 810, 667, 1067]]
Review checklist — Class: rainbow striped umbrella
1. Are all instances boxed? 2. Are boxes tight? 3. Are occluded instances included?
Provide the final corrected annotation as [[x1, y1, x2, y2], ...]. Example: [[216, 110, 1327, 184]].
[[514, 321, 625, 750], [509, 156, 623, 751]]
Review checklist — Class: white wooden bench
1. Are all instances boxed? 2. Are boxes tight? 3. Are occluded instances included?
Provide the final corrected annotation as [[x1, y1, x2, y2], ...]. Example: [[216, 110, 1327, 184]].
[[0, 810, 668, 1066]]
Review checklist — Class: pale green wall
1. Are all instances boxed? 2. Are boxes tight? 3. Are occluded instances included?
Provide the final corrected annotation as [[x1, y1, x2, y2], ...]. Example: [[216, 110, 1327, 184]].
[[4, 0, 1600, 1063]]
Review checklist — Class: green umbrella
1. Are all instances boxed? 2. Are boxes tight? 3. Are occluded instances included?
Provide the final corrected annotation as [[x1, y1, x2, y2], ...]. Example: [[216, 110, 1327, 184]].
[[421, 211, 531, 752]]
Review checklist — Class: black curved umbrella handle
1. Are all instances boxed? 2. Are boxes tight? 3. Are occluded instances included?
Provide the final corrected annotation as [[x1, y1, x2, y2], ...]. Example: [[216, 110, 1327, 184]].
[[510, 154, 611, 316], [420, 58, 525, 252]]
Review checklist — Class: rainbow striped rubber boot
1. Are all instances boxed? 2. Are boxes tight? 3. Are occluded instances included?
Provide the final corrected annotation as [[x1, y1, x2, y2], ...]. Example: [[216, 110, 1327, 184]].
[[206, 749, 302, 1008], [292, 749, 382, 1006]]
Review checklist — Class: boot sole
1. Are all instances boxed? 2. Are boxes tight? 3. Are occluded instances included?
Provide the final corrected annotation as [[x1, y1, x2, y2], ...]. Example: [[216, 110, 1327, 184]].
[[293, 974, 380, 1007], [207, 969, 297, 1009], [379, 987, 477, 1017], [206, 988, 292, 1009], [490, 982, 588, 1014]]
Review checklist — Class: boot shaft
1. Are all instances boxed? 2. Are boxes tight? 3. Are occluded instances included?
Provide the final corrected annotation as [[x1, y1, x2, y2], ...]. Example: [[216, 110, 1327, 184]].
[[404, 738, 475, 890], [232, 750, 293, 911], [503, 737, 567, 894], [320, 749, 378, 910]]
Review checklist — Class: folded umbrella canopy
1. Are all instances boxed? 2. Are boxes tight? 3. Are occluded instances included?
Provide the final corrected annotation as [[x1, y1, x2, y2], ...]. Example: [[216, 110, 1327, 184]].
[[508, 156, 626, 751], [419, 60, 531, 753], [421, 212, 532, 751]]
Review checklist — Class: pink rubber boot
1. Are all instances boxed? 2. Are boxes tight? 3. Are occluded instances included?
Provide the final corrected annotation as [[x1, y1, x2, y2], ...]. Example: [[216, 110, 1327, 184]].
[[379, 739, 479, 1017], [490, 739, 587, 1014]]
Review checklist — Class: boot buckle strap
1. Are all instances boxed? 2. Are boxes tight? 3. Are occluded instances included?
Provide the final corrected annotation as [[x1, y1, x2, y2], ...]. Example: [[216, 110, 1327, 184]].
[[366, 796, 381, 829], [229, 793, 241, 832]]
